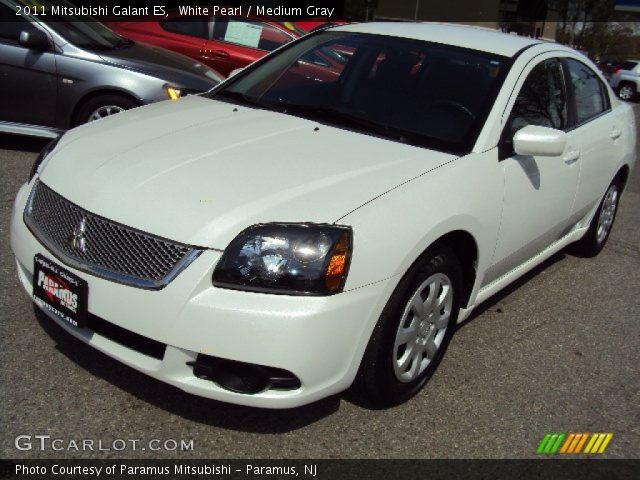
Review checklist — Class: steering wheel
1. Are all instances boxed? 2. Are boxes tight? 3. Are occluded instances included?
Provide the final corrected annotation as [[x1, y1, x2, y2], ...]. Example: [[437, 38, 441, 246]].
[[429, 100, 476, 120]]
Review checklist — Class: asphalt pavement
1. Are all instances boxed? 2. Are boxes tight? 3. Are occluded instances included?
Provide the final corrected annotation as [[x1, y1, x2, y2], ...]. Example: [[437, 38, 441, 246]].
[[0, 106, 638, 459]]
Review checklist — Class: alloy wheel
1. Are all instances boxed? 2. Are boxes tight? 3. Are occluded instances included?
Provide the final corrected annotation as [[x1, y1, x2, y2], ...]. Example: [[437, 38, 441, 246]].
[[88, 105, 126, 122], [619, 85, 634, 101]]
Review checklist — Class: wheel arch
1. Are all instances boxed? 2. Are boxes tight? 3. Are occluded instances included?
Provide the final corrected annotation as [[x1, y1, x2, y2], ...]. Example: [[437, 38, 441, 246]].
[[425, 230, 478, 309], [394, 229, 479, 310], [71, 89, 142, 127], [615, 164, 631, 192]]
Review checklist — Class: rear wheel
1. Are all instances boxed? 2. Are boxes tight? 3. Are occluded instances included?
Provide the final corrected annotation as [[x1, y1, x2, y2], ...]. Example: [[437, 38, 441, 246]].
[[617, 83, 636, 101], [572, 179, 621, 257], [75, 94, 138, 126], [356, 247, 462, 407]]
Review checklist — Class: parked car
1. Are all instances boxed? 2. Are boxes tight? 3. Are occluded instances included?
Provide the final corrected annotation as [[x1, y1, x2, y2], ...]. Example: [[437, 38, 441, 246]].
[[106, 13, 299, 77], [0, 0, 222, 138], [11, 23, 635, 408], [596, 59, 621, 81], [609, 60, 640, 101]]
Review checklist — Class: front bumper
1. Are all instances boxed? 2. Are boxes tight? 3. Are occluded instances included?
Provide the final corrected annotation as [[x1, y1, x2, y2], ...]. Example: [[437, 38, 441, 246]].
[[10, 181, 394, 408]]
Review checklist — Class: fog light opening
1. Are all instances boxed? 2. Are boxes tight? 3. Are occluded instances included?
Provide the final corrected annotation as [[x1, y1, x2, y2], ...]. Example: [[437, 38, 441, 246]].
[[187, 354, 301, 395], [215, 362, 269, 394]]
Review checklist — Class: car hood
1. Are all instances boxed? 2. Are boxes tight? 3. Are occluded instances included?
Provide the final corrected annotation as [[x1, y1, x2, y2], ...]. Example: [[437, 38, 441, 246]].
[[41, 96, 455, 249], [98, 42, 222, 91]]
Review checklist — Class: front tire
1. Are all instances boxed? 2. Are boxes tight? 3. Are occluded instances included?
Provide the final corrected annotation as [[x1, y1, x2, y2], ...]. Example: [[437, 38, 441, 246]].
[[356, 247, 462, 407], [572, 180, 621, 257]]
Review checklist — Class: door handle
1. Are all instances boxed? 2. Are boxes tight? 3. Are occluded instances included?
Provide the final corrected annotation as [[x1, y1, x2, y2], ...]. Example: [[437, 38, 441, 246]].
[[563, 150, 580, 164], [610, 129, 622, 140], [210, 49, 229, 58]]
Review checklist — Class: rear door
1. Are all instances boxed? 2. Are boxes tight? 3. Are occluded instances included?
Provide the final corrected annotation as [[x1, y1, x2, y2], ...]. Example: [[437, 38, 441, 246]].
[[0, 5, 57, 127], [154, 17, 211, 64], [563, 58, 626, 221]]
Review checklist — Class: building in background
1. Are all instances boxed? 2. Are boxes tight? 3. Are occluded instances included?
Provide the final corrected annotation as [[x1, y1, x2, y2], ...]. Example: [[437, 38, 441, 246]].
[[373, 0, 558, 40]]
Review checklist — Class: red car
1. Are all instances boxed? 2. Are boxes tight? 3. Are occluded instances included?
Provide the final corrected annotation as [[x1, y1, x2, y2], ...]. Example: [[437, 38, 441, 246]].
[[105, 13, 299, 77]]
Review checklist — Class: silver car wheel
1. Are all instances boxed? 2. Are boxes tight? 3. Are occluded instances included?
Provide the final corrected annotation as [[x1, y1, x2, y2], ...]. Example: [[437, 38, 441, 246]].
[[88, 105, 126, 122], [393, 273, 453, 383], [618, 85, 634, 101], [596, 185, 618, 244]]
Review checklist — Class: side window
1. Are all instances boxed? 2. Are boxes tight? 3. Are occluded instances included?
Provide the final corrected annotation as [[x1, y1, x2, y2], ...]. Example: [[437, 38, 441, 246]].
[[565, 59, 609, 125], [0, 4, 30, 43], [212, 19, 292, 51], [160, 18, 209, 39], [508, 58, 567, 138]]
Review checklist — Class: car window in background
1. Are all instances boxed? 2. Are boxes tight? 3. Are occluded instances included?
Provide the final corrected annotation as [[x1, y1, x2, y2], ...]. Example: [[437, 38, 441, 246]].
[[300, 43, 349, 71], [566, 59, 608, 125], [619, 61, 638, 71], [160, 18, 209, 39], [3, 0, 127, 50], [509, 58, 567, 138], [0, 3, 29, 43], [211, 32, 509, 154], [212, 18, 292, 51], [43, 20, 127, 50]]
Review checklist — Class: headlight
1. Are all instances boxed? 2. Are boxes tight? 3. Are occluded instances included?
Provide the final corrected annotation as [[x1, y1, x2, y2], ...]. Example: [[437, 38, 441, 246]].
[[165, 86, 182, 100], [213, 223, 352, 295], [29, 136, 60, 182]]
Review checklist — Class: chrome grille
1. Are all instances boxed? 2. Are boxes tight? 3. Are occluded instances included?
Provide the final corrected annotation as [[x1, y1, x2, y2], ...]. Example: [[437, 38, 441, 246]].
[[24, 181, 201, 289]]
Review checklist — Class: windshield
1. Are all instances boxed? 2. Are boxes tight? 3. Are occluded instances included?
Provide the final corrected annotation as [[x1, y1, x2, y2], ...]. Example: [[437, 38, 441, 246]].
[[207, 31, 510, 154], [22, 0, 128, 50], [45, 20, 129, 49]]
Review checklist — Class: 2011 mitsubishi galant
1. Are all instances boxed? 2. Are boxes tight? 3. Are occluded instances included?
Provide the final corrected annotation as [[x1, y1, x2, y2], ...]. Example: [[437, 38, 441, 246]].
[[10, 23, 636, 408]]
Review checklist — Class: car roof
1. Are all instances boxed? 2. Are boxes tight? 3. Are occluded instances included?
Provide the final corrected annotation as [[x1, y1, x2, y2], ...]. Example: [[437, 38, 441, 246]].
[[332, 22, 543, 57]]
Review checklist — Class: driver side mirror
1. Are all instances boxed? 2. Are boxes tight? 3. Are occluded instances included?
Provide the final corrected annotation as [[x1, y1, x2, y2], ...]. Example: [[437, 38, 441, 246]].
[[513, 125, 567, 157], [19, 29, 51, 51]]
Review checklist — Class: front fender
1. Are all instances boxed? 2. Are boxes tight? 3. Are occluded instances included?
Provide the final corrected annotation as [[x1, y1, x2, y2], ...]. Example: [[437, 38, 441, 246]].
[[340, 149, 503, 306]]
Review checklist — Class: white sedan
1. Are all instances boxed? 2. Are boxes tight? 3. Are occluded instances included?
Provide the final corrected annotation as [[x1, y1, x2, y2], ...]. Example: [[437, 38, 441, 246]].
[[11, 23, 636, 408]]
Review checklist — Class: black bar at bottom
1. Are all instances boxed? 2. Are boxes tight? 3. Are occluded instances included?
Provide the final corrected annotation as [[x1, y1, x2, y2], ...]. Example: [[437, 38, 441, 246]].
[[1, 459, 638, 480]]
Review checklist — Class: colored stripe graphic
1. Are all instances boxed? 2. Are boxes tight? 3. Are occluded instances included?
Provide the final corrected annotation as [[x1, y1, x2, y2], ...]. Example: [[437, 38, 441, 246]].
[[597, 434, 613, 453], [584, 433, 598, 453], [574, 433, 589, 453], [585, 433, 614, 454], [538, 433, 613, 455], [537, 433, 552, 454], [550, 433, 565, 453], [567, 433, 583, 453], [537, 433, 565, 454], [560, 433, 575, 453]]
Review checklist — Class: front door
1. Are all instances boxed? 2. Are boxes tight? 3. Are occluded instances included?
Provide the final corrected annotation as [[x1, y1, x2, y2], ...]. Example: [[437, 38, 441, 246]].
[[488, 57, 580, 283]]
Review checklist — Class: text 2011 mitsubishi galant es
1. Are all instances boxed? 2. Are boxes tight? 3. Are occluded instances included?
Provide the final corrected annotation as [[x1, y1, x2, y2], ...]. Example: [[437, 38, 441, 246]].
[[11, 23, 636, 408]]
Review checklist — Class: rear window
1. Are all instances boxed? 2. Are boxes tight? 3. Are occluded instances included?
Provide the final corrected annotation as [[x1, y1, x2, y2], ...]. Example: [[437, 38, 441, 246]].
[[620, 61, 638, 71]]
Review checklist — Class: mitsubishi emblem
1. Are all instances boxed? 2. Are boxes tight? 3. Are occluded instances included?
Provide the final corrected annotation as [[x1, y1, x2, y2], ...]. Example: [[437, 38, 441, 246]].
[[70, 217, 88, 254]]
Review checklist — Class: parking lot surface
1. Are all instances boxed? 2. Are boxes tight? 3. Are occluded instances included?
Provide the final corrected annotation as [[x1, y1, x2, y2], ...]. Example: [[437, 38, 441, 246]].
[[1, 105, 638, 459]]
